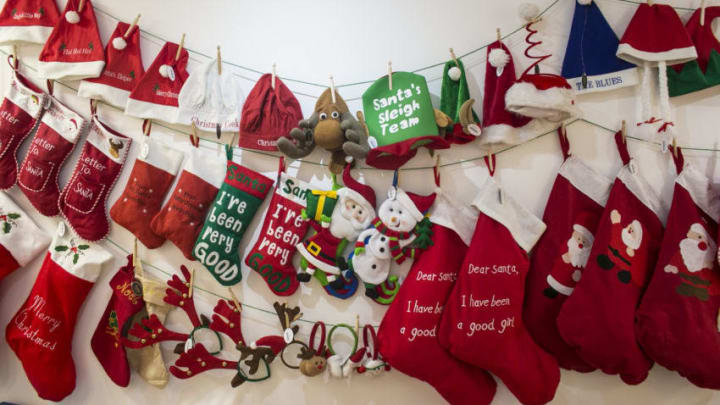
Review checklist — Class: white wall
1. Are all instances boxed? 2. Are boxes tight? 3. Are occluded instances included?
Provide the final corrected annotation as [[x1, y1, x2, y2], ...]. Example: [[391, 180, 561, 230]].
[[1, 0, 720, 404]]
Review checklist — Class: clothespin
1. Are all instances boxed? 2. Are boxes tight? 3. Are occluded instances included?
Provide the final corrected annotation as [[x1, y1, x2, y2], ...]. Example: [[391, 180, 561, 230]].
[[497, 28, 502, 42], [188, 267, 195, 298], [217, 46, 222, 75], [621, 120, 627, 144], [388, 61, 393, 90], [355, 315, 360, 335], [272, 63, 277, 89], [132, 237, 139, 269], [560, 121, 567, 142], [647, 0, 653, 5], [672, 137, 678, 158], [11, 44, 17, 66], [701, 0, 707, 26], [189, 122, 200, 147], [488, 146, 495, 173], [142, 119, 152, 137], [125, 14, 141, 37], [329, 75, 337, 104], [175, 33, 186, 61], [228, 287, 242, 313], [228, 132, 236, 147], [449, 48, 460, 67], [78, 0, 86, 12]]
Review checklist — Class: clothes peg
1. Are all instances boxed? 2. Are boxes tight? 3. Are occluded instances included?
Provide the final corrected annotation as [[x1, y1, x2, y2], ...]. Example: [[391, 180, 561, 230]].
[[701, 0, 707, 26], [142, 119, 152, 137], [228, 132, 237, 147], [189, 122, 200, 147], [355, 315, 360, 335], [188, 267, 195, 298], [388, 61, 393, 90], [647, 0, 654, 5], [672, 137, 678, 158], [228, 287, 242, 312], [78, 0, 85, 12], [217, 46, 222, 75], [449, 48, 460, 67], [621, 120, 627, 144], [132, 237, 139, 268], [497, 28, 502, 42], [176, 33, 186, 61], [488, 147, 494, 173], [125, 14, 141, 37], [329, 75, 337, 103], [272, 63, 277, 89]]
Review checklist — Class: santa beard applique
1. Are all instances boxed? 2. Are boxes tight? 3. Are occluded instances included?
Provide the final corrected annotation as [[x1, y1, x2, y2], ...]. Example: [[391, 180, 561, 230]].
[[664, 223, 720, 300]]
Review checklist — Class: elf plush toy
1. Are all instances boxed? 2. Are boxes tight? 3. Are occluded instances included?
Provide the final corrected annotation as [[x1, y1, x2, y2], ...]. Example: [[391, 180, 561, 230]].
[[349, 177, 435, 304], [295, 165, 376, 298]]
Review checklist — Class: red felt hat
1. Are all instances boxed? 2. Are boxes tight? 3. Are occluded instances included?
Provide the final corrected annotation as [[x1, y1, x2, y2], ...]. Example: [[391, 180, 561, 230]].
[[505, 73, 579, 123], [252, 335, 287, 355], [125, 41, 189, 124], [396, 188, 435, 222], [239, 74, 303, 151], [0, 0, 60, 45], [341, 164, 376, 210], [77, 21, 144, 109], [37, 0, 104, 80]]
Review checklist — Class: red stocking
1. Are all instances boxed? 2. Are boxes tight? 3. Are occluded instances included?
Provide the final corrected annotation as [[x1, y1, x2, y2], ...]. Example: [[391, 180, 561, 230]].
[[0, 190, 50, 281], [0, 67, 46, 190], [378, 193, 497, 405], [438, 176, 559, 405], [557, 131, 665, 384], [90, 254, 144, 387], [150, 147, 224, 260], [636, 147, 720, 389], [59, 116, 131, 241], [523, 128, 612, 372], [5, 221, 112, 401], [110, 137, 183, 248], [18, 96, 84, 216]]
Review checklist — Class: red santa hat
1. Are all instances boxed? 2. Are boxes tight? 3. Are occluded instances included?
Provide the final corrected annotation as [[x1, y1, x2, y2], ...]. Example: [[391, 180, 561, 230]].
[[394, 188, 436, 223], [37, 0, 105, 80], [77, 21, 144, 109], [239, 74, 303, 151], [0, 0, 60, 45], [251, 335, 287, 355], [125, 41, 189, 124], [480, 41, 555, 149], [573, 211, 600, 244], [340, 164, 376, 212]]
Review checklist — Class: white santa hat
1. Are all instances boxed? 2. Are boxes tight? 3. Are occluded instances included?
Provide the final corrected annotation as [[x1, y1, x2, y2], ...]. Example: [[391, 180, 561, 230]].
[[0, 0, 60, 45], [176, 58, 245, 133], [0, 191, 50, 271], [36, 0, 105, 80]]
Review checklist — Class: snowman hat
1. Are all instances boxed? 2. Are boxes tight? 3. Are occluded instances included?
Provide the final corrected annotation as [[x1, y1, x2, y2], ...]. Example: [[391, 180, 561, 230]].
[[572, 211, 599, 243], [77, 21, 144, 108], [0, 0, 60, 45], [176, 58, 245, 133], [37, 0, 105, 80], [341, 165, 376, 212], [562, 0, 638, 93], [125, 41, 189, 124], [394, 188, 436, 222]]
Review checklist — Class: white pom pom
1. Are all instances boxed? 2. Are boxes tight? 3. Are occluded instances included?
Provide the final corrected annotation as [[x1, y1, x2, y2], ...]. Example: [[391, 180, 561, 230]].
[[159, 64, 175, 80], [447, 66, 462, 81], [577, 0, 592, 4], [65, 10, 80, 24], [112, 37, 127, 50], [345, 155, 354, 164], [488, 48, 510, 69], [250, 341, 257, 349], [518, 3, 540, 22]]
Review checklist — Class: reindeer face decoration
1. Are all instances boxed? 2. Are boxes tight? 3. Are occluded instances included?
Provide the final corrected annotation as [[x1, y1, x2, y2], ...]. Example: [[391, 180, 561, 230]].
[[108, 137, 125, 159], [277, 88, 370, 174]]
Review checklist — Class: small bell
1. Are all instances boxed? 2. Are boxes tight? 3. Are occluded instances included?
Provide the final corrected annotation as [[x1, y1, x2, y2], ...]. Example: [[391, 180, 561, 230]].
[[581, 73, 588, 89]]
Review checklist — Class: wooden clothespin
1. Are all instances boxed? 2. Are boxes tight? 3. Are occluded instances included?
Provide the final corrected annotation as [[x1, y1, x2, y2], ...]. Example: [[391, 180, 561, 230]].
[[488, 146, 494, 173], [78, 0, 86, 12], [175, 33, 186, 61], [188, 267, 195, 298], [189, 122, 200, 147], [647, 0, 654, 5], [271, 63, 277, 89], [228, 287, 242, 313], [124, 14, 141, 37], [329, 75, 337, 104], [217, 46, 222, 75], [132, 237, 139, 269], [228, 132, 237, 147], [388, 61, 393, 90], [621, 120, 627, 144], [701, 0, 707, 26], [672, 137, 678, 158], [497, 28, 502, 42], [355, 315, 360, 335], [449, 48, 460, 67]]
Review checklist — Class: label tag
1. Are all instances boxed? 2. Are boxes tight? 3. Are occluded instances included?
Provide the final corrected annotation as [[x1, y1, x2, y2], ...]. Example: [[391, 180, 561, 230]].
[[58, 222, 66, 236], [467, 124, 482, 137], [283, 328, 294, 344], [141, 142, 150, 159]]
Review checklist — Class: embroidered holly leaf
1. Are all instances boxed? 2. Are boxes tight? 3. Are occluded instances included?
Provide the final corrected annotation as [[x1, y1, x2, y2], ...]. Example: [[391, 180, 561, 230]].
[[88, 42, 94, 50], [39, 7, 44, 16], [78, 244, 90, 251], [2, 222, 10, 234], [55, 245, 69, 252], [108, 311, 119, 329], [7, 213, 20, 220], [59, 42, 66, 51], [10, 8, 17, 15], [130, 70, 136, 79], [153, 83, 160, 92], [73, 253, 79, 264]]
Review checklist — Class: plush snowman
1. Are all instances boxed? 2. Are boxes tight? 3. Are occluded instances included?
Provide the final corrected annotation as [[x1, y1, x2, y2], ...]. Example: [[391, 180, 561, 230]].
[[350, 185, 436, 300]]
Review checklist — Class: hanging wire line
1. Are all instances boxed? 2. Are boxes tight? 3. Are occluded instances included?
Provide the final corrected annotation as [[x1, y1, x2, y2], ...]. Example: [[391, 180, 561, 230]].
[[607, 0, 695, 12]]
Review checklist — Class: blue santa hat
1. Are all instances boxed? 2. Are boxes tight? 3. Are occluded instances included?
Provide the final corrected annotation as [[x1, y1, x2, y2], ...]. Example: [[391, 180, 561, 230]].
[[562, 0, 638, 94]]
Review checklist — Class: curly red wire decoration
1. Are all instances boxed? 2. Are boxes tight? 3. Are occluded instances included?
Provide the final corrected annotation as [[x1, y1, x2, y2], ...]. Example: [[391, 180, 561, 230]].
[[521, 21, 552, 77]]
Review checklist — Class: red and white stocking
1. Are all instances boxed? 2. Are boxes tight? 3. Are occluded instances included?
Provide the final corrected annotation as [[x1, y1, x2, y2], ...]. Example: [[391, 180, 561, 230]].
[[18, 95, 84, 216], [438, 175, 559, 405], [0, 190, 50, 281], [557, 131, 665, 385], [5, 221, 112, 401], [59, 115, 131, 241], [523, 128, 612, 372], [0, 67, 46, 190], [378, 192, 497, 405], [636, 147, 720, 389], [110, 136, 183, 248], [150, 147, 224, 260]]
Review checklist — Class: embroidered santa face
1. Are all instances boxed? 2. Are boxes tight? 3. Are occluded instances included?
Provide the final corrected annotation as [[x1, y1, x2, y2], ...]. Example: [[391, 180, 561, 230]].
[[611, 209, 643, 257], [679, 223, 715, 273], [329, 191, 374, 240], [378, 199, 417, 233], [567, 225, 594, 268]]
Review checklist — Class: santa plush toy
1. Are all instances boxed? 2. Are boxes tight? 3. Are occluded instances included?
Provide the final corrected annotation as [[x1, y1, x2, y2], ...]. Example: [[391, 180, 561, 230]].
[[664, 223, 720, 300], [544, 212, 598, 298], [597, 209, 646, 285], [350, 181, 435, 303], [296, 165, 376, 293]]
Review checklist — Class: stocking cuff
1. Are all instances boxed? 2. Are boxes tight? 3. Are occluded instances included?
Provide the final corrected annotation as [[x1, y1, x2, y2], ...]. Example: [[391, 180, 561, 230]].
[[676, 163, 720, 220], [138, 138, 183, 176], [559, 156, 613, 206], [617, 164, 666, 222], [49, 221, 113, 282], [0, 191, 50, 266], [428, 192, 478, 246]]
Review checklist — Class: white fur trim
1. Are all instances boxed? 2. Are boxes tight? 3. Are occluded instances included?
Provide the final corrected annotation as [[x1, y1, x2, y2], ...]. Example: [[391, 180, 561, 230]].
[[49, 222, 113, 282], [0, 25, 53, 45], [675, 163, 720, 221], [125, 97, 180, 124], [617, 163, 666, 222], [428, 192, 478, 246], [472, 177, 546, 253], [40, 96, 85, 144], [616, 43, 698, 67], [505, 82, 580, 122], [295, 242, 340, 274], [395, 188, 424, 222], [77, 80, 132, 109], [478, 119, 556, 150], [0, 191, 50, 266], [558, 156, 613, 206], [565, 68, 639, 94], [139, 138, 184, 176], [547, 275, 574, 296], [36, 60, 105, 81], [183, 147, 225, 189]]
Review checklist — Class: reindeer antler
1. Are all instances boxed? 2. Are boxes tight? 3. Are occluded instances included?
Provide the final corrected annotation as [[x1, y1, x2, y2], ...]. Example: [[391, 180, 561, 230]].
[[273, 302, 301, 335], [165, 265, 202, 326], [238, 343, 276, 375], [170, 343, 238, 379], [123, 314, 188, 349], [211, 299, 244, 345]]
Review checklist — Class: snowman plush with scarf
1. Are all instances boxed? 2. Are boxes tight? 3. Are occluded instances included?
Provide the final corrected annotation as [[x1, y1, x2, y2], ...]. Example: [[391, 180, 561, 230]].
[[350, 179, 435, 303]]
